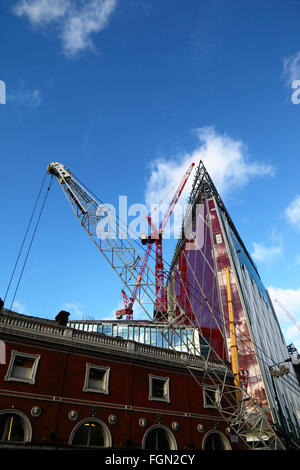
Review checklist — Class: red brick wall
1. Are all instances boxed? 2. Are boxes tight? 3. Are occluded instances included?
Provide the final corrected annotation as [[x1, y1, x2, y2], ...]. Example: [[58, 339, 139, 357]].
[[0, 337, 240, 449]]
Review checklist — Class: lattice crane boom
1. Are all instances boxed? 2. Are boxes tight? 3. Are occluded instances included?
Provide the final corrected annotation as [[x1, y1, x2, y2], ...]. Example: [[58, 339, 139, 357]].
[[160, 162, 195, 232], [116, 242, 153, 319]]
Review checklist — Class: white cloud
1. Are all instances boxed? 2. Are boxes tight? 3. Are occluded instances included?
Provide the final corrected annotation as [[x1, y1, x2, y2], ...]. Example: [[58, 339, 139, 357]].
[[145, 156, 197, 237], [13, 0, 70, 24], [251, 242, 282, 263], [8, 87, 42, 107], [145, 126, 274, 235], [194, 127, 274, 191], [59, 301, 84, 320], [61, 0, 117, 57], [11, 300, 27, 315], [283, 50, 300, 86], [285, 195, 300, 231], [251, 230, 283, 263], [13, 0, 117, 57], [268, 286, 300, 349]]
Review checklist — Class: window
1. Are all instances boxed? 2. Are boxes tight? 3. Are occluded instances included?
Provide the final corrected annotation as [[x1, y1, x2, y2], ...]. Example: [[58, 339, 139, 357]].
[[142, 425, 177, 450], [202, 431, 231, 450], [149, 374, 170, 403], [5, 351, 40, 384], [102, 324, 112, 336], [128, 326, 134, 340], [83, 363, 110, 394], [215, 233, 222, 244], [69, 419, 112, 448], [0, 413, 25, 442], [0, 410, 32, 443], [203, 386, 221, 408]]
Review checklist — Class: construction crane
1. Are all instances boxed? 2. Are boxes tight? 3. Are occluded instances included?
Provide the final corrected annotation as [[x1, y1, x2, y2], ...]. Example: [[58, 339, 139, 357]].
[[141, 162, 195, 320], [274, 299, 300, 333], [116, 242, 152, 320], [47, 160, 286, 450]]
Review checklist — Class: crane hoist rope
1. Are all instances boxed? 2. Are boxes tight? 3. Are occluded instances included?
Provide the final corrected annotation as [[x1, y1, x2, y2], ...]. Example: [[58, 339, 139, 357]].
[[4, 172, 53, 310]]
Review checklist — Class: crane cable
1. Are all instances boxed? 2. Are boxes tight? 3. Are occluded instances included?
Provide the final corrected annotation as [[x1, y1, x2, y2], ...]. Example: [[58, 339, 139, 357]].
[[5, 173, 53, 311], [4, 171, 48, 303]]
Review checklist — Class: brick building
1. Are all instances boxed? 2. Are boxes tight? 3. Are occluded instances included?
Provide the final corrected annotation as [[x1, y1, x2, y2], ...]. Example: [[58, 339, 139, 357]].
[[0, 309, 242, 450]]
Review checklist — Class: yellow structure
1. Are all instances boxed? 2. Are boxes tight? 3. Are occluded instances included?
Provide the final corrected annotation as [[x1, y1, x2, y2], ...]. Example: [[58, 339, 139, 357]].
[[225, 266, 241, 401]]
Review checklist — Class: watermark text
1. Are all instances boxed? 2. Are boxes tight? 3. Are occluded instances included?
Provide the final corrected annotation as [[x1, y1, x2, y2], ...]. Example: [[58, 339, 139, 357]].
[[0, 80, 6, 104], [291, 80, 300, 104], [95, 196, 205, 250]]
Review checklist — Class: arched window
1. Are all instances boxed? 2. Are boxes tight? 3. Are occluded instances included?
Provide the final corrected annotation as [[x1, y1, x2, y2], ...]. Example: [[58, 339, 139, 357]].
[[142, 425, 177, 450], [202, 431, 231, 450], [0, 410, 32, 443], [69, 419, 112, 448]]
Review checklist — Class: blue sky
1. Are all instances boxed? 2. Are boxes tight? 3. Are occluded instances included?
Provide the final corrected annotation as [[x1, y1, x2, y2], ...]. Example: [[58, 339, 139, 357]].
[[1, 0, 300, 350]]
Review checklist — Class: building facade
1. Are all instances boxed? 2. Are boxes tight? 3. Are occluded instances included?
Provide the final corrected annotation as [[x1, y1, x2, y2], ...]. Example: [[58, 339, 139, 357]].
[[0, 309, 242, 450], [166, 161, 300, 445]]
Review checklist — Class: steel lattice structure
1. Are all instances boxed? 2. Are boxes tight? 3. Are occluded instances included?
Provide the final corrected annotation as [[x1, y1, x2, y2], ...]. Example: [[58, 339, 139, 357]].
[[48, 161, 286, 450]]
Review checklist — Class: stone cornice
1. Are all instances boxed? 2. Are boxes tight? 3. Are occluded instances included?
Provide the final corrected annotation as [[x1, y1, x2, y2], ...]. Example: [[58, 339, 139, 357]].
[[0, 310, 228, 375]]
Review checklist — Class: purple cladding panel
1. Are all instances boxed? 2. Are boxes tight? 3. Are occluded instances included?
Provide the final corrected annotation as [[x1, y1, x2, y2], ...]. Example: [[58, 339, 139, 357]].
[[173, 200, 227, 360]]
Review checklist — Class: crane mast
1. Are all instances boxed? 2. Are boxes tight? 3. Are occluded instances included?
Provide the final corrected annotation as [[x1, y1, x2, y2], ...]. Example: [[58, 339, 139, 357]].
[[48, 160, 286, 450]]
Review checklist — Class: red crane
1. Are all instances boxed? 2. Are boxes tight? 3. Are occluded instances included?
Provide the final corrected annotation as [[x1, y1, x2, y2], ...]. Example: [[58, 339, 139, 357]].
[[274, 299, 300, 333], [142, 162, 195, 320]]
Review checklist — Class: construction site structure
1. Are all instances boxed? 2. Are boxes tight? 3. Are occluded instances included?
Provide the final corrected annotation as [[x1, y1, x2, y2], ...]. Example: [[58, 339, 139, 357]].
[[116, 162, 194, 321], [46, 160, 300, 449], [167, 160, 300, 448]]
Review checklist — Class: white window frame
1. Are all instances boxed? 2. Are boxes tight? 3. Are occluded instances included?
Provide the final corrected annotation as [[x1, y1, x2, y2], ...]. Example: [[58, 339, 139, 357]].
[[203, 385, 221, 409], [83, 363, 110, 394], [215, 233, 222, 244], [149, 374, 170, 403], [4, 350, 40, 385]]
